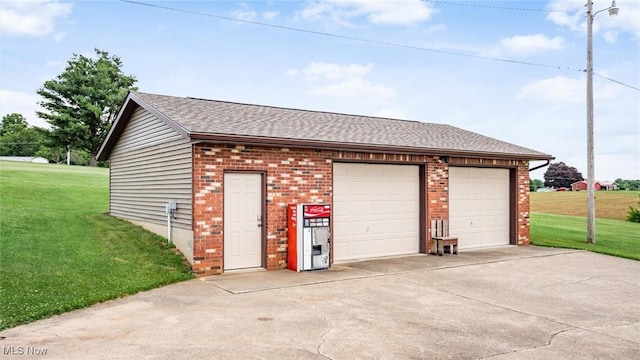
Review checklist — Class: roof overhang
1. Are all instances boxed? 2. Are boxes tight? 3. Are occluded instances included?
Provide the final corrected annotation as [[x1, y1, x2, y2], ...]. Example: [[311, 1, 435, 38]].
[[189, 132, 554, 161], [98, 92, 554, 162]]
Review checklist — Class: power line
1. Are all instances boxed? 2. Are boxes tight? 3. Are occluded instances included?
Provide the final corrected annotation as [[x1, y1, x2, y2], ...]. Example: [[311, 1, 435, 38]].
[[421, 0, 560, 13], [119, 0, 639, 91], [424, 1, 640, 91], [594, 72, 640, 91], [119, 0, 566, 70]]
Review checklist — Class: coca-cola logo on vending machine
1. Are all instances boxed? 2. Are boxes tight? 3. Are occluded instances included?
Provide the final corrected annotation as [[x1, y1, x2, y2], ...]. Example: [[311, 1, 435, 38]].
[[303, 205, 330, 218]]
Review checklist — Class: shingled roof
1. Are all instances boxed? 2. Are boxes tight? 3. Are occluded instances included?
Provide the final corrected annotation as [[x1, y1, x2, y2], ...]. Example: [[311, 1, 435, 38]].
[[97, 91, 553, 161]]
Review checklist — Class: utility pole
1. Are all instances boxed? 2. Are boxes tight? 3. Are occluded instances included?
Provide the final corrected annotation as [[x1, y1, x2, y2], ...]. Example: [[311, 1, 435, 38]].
[[585, 1, 619, 245], [586, 1, 596, 244]]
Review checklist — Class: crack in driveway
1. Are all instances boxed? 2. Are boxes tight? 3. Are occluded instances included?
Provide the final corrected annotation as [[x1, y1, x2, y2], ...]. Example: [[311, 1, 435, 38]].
[[477, 328, 573, 359], [277, 288, 333, 360], [316, 311, 334, 360], [397, 276, 640, 347], [432, 286, 640, 345], [540, 274, 637, 289]]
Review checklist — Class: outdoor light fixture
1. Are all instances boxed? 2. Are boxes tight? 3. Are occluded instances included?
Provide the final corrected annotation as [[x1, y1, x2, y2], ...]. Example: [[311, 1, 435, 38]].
[[585, 0, 619, 244], [608, 1, 619, 16]]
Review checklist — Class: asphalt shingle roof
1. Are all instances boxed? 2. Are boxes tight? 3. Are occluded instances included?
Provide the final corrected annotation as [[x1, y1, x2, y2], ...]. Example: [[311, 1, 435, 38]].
[[98, 91, 553, 160]]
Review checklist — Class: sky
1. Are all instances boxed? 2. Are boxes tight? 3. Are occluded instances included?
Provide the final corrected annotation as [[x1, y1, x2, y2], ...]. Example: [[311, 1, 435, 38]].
[[0, 0, 638, 180]]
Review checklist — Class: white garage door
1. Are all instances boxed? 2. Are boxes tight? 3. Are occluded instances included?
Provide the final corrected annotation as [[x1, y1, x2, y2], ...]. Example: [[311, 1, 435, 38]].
[[449, 167, 510, 249], [333, 163, 420, 262]]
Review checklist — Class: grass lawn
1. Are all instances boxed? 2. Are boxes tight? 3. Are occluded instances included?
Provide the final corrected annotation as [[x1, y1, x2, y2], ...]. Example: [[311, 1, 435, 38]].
[[530, 190, 639, 259], [531, 213, 640, 260], [530, 190, 639, 221], [0, 161, 193, 330]]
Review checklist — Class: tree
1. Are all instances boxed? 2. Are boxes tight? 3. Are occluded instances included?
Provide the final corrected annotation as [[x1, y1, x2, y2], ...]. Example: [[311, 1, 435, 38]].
[[0, 113, 29, 136], [0, 113, 48, 156], [37, 49, 137, 166], [615, 178, 640, 191], [543, 162, 584, 189], [529, 178, 544, 192]]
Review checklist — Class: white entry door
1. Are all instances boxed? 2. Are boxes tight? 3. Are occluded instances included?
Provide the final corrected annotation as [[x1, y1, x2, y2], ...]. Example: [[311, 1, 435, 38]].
[[224, 173, 263, 271]]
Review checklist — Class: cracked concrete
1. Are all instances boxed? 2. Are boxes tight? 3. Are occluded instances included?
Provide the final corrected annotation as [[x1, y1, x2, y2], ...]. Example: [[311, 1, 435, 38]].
[[276, 287, 334, 360], [316, 313, 333, 360], [1, 246, 638, 359], [477, 328, 574, 359]]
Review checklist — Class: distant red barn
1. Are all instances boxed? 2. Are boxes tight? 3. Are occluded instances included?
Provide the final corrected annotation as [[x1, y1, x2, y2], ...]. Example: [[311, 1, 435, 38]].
[[570, 180, 617, 191], [571, 181, 589, 191]]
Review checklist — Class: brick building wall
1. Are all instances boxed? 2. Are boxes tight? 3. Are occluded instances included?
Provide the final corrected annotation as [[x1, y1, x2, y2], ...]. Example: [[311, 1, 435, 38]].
[[192, 143, 530, 276], [515, 161, 532, 245]]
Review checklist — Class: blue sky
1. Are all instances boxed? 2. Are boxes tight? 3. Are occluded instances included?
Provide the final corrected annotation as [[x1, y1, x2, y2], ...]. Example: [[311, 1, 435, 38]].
[[1, 0, 638, 180]]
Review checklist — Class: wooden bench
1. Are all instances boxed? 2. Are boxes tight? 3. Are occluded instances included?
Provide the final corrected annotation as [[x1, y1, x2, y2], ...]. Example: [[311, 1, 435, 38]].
[[430, 219, 458, 256]]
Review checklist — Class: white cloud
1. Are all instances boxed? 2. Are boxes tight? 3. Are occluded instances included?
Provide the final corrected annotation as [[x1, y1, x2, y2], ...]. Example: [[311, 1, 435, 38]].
[[298, 1, 333, 22], [374, 108, 407, 120], [500, 34, 566, 56], [517, 76, 621, 104], [0, 0, 72, 37], [517, 76, 584, 103], [546, 0, 640, 42], [232, 5, 278, 23], [311, 78, 396, 98], [52, 32, 66, 42], [298, 0, 435, 26], [0, 89, 47, 127], [602, 30, 618, 43], [301, 62, 373, 81], [286, 62, 396, 99], [263, 11, 279, 20], [423, 24, 446, 36], [545, 0, 584, 32], [231, 3, 257, 22], [232, 10, 257, 22]]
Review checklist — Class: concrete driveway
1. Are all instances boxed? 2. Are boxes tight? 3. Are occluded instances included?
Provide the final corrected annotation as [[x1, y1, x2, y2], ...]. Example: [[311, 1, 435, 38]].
[[1, 246, 638, 359]]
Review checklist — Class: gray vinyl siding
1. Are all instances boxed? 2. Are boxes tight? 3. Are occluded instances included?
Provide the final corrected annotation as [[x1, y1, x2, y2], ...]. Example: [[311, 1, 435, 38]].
[[109, 106, 192, 230]]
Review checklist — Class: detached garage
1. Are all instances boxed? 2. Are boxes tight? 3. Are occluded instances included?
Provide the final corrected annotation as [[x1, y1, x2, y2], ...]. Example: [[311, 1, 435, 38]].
[[97, 92, 553, 275]]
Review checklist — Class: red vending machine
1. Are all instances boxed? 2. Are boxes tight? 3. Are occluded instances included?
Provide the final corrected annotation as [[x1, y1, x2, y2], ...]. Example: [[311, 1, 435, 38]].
[[287, 204, 331, 272]]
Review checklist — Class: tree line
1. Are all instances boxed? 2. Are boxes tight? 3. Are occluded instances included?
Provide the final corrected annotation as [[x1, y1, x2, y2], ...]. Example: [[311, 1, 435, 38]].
[[1, 49, 136, 166], [614, 179, 640, 191], [529, 162, 639, 191]]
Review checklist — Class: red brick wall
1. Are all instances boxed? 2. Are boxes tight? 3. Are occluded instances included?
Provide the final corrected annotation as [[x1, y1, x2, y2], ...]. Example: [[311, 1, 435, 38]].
[[426, 160, 449, 246], [192, 144, 530, 276], [192, 145, 333, 275], [515, 162, 531, 245]]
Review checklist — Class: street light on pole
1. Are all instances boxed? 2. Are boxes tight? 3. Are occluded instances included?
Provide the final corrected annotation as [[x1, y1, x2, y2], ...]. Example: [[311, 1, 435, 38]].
[[585, 0, 619, 244]]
